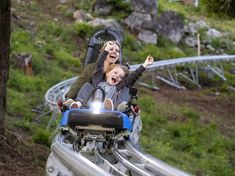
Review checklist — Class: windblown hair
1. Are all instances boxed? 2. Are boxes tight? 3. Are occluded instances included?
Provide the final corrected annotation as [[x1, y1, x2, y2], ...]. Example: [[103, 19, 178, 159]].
[[106, 64, 129, 78]]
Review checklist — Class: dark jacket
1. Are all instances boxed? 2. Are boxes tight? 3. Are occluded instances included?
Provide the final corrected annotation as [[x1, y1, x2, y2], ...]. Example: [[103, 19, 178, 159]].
[[65, 63, 96, 99]]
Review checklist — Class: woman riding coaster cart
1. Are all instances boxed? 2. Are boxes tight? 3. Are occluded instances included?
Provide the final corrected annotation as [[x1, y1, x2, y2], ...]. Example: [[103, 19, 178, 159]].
[[63, 41, 154, 111], [58, 29, 154, 147]]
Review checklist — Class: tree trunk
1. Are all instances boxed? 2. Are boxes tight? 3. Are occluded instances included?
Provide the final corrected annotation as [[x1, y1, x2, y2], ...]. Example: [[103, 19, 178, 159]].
[[0, 0, 11, 135]]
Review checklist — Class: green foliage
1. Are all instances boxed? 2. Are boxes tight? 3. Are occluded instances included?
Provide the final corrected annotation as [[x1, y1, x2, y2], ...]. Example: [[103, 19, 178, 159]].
[[8, 69, 47, 93], [13, 121, 32, 132], [72, 22, 96, 38], [107, 0, 131, 11], [198, 28, 208, 41], [157, 34, 175, 48], [73, 0, 96, 12], [181, 107, 200, 120], [201, 0, 235, 17], [139, 94, 235, 175], [41, 22, 67, 38], [7, 88, 34, 120], [106, 0, 132, 19], [32, 128, 51, 147], [198, 70, 224, 87], [123, 33, 142, 51], [225, 72, 235, 87], [211, 37, 233, 50], [54, 50, 81, 68], [11, 30, 35, 54], [158, 0, 205, 17]]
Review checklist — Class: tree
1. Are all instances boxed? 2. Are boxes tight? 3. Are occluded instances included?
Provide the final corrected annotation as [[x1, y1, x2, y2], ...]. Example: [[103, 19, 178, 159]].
[[0, 0, 11, 135]]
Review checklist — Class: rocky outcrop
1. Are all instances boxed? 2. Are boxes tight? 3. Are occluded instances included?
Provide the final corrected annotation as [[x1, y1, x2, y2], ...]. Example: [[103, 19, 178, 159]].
[[156, 11, 184, 43], [131, 0, 158, 18]]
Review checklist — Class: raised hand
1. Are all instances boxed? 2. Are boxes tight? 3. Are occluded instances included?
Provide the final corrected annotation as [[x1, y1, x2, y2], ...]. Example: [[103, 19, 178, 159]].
[[143, 55, 154, 68], [104, 41, 115, 52]]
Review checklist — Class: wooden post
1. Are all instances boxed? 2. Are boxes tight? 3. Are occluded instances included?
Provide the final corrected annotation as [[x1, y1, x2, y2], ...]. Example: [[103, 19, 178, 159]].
[[197, 33, 201, 56]]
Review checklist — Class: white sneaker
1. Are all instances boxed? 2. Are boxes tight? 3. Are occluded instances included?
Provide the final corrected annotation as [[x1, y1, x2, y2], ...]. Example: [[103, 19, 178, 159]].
[[104, 98, 114, 111], [70, 101, 82, 109], [117, 101, 127, 112], [63, 99, 74, 107]]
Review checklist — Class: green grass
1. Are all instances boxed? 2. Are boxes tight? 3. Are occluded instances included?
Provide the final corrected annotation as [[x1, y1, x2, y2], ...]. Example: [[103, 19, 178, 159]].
[[139, 95, 235, 176]]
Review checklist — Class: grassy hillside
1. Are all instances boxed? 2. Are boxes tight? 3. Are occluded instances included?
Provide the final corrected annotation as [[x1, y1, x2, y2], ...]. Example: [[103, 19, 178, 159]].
[[6, 0, 235, 175]]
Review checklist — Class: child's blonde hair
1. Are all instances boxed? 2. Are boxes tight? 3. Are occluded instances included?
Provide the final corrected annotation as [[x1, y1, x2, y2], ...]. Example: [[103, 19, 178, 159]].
[[106, 64, 129, 78]]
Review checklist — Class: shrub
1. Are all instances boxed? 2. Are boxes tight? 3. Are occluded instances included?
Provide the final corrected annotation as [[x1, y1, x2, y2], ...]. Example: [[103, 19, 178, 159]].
[[32, 128, 51, 147], [72, 22, 95, 38], [7, 89, 34, 120], [157, 34, 175, 48], [13, 121, 32, 132], [54, 50, 81, 68], [201, 0, 235, 17], [74, 0, 96, 12], [8, 69, 47, 92], [106, 0, 132, 19], [11, 30, 35, 53], [123, 33, 142, 51], [211, 37, 233, 50]]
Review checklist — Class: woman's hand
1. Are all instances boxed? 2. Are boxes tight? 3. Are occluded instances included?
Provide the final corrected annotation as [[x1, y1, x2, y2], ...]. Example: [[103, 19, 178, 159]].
[[104, 41, 115, 52], [143, 55, 154, 68]]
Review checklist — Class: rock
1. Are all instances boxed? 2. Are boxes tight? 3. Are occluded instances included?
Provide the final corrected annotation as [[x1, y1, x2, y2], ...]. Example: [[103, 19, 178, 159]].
[[73, 10, 93, 22], [123, 12, 152, 32], [184, 20, 208, 34], [93, 0, 113, 16], [138, 30, 157, 44], [88, 18, 124, 39], [184, 36, 197, 47], [156, 11, 184, 43], [206, 28, 223, 41], [131, 0, 158, 18]]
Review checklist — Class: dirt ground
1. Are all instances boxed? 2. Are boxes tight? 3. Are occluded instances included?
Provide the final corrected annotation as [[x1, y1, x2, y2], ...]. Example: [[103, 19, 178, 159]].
[[0, 129, 50, 176], [0, 86, 234, 176]]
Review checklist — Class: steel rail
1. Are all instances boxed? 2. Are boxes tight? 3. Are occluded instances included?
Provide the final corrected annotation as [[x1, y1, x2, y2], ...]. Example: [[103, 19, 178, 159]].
[[130, 55, 235, 70], [124, 140, 191, 176], [46, 134, 112, 176], [94, 150, 126, 176], [45, 55, 235, 108], [111, 148, 154, 176]]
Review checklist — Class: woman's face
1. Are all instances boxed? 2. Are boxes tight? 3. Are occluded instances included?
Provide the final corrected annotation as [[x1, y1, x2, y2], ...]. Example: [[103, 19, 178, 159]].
[[106, 66, 125, 86], [106, 43, 120, 64]]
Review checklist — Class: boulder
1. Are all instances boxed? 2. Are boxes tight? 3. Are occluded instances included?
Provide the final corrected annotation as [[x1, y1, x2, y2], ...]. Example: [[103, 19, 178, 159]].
[[131, 0, 157, 18], [156, 11, 184, 43], [88, 18, 124, 39], [138, 30, 157, 44], [123, 12, 152, 32]]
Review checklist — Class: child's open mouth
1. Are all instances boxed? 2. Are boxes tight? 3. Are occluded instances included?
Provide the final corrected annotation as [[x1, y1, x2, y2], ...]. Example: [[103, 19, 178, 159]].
[[111, 77, 117, 84]]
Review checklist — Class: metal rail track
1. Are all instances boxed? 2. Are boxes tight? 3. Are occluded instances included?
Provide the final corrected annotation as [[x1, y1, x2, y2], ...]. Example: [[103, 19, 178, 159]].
[[45, 55, 235, 108], [46, 133, 191, 176]]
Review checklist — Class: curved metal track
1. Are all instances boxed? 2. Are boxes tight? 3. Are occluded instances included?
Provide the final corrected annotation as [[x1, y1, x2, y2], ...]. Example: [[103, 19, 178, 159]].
[[46, 133, 191, 176], [45, 55, 235, 108], [45, 55, 235, 176]]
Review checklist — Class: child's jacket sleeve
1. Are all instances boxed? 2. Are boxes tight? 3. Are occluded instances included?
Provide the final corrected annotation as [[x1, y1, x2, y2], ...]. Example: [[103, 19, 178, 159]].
[[116, 65, 146, 91]]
